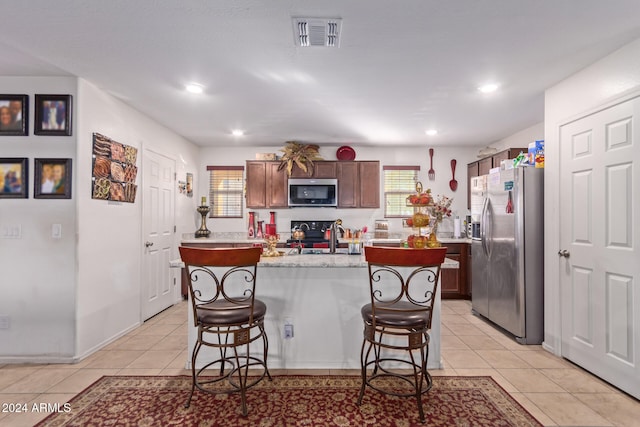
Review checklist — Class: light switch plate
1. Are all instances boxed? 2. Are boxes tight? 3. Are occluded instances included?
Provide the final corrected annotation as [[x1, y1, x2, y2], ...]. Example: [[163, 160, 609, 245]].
[[1, 225, 21, 239], [52, 224, 62, 239]]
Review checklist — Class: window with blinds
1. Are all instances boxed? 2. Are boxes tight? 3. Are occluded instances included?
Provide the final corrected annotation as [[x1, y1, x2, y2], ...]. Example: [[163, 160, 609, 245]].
[[207, 166, 244, 218], [383, 166, 419, 218]]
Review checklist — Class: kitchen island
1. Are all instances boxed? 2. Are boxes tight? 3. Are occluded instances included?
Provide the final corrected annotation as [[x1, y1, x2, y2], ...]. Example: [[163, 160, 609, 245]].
[[179, 245, 459, 370]]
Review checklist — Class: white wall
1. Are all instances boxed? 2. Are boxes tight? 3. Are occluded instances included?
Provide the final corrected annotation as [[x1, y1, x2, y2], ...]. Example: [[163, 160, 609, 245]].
[[488, 122, 544, 153], [197, 144, 479, 238], [544, 37, 640, 354], [0, 77, 78, 360], [1, 76, 200, 362], [75, 79, 200, 359]]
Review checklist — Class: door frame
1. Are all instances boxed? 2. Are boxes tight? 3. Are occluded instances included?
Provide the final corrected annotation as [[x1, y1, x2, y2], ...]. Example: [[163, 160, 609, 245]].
[[140, 146, 180, 321], [546, 86, 640, 356]]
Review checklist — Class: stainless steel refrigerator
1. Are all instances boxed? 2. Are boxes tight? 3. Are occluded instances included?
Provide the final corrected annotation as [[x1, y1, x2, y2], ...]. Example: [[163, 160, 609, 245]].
[[470, 167, 544, 344]]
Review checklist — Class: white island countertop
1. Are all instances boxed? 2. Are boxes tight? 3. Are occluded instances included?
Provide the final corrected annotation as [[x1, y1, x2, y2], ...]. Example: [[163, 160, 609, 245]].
[[258, 250, 459, 269], [180, 233, 471, 245], [171, 250, 459, 269]]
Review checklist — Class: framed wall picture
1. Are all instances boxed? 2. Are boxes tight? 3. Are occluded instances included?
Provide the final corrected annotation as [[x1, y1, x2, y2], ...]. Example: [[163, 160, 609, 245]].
[[34, 94, 73, 136], [0, 95, 28, 136], [34, 158, 73, 199], [186, 172, 193, 196], [91, 133, 138, 203], [0, 158, 28, 198]]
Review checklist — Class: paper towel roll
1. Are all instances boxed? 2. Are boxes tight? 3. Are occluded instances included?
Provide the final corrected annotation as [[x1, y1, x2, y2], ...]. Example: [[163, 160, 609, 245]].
[[453, 217, 461, 238]]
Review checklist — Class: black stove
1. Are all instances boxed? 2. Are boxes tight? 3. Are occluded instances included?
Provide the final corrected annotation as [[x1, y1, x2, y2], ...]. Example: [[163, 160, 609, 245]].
[[287, 220, 336, 248]]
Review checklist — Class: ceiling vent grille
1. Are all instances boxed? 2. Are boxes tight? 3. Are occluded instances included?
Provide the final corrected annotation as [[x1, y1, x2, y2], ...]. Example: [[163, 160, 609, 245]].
[[292, 18, 342, 47]]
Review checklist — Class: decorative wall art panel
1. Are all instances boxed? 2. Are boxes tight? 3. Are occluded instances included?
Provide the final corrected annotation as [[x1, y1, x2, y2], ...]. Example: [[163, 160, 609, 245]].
[[91, 132, 138, 203]]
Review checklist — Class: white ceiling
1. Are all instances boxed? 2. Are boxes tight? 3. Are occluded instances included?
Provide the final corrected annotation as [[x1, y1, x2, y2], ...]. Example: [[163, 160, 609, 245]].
[[2, 1, 640, 147]]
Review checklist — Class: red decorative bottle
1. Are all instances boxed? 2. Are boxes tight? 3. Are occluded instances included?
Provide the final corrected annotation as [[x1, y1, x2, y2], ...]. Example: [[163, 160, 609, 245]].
[[248, 211, 255, 238]]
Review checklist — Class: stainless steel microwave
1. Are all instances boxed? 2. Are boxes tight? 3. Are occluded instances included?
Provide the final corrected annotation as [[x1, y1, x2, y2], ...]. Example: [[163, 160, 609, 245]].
[[288, 178, 338, 207]]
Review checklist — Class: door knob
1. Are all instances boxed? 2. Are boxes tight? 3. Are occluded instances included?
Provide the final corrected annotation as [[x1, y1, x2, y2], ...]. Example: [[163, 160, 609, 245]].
[[557, 249, 570, 258], [145, 241, 154, 247]]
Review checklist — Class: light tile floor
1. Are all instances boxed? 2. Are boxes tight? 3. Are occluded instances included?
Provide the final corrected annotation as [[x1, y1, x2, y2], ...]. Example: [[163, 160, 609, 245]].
[[1, 299, 639, 426]]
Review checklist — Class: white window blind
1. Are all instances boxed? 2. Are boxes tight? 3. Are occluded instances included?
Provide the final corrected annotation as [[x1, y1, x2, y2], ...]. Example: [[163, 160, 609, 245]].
[[383, 166, 419, 218], [207, 166, 244, 218]]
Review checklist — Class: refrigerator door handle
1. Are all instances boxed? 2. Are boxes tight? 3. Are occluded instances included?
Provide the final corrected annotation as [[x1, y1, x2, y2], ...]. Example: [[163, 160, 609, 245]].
[[485, 198, 493, 258], [481, 197, 489, 257]]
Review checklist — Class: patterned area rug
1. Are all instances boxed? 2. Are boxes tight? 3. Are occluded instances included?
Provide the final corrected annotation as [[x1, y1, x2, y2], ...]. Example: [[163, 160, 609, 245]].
[[36, 375, 542, 426]]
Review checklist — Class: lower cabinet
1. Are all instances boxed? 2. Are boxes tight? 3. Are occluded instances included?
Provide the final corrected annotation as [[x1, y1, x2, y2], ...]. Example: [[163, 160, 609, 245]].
[[440, 243, 470, 299]]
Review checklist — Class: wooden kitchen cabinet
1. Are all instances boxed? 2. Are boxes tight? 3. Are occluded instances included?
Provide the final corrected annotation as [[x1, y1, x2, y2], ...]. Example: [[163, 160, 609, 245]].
[[246, 161, 288, 208], [337, 161, 380, 208], [478, 156, 493, 175], [441, 253, 461, 296], [359, 161, 380, 208], [337, 162, 358, 207], [492, 148, 526, 167], [466, 162, 479, 209], [290, 161, 337, 178], [266, 162, 288, 208], [246, 161, 268, 208], [440, 242, 470, 299], [247, 160, 379, 209], [466, 147, 526, 209]]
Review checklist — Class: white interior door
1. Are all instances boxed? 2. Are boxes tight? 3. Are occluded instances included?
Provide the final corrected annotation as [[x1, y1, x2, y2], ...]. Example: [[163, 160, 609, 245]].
[[559, 97, 640, 399], [142, 149, 176, 320]]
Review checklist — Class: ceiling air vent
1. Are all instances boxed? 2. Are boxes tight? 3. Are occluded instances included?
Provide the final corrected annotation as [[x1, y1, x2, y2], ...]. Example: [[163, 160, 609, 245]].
[[292, 17, 342, 47]]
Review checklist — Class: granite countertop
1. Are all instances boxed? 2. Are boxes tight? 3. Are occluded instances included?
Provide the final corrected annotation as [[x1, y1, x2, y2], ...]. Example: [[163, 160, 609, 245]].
[[258, 252, 459, 268], [181, 233, 471, 245], [181, 233, 262, 244], [171, 252, 459, 269], [370, 237, 472, 244]]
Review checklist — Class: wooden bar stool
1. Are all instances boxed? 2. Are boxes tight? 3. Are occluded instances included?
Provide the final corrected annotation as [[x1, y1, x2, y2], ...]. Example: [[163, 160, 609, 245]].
[[357, 246, 447, 423], [179, 246, 271, 416]]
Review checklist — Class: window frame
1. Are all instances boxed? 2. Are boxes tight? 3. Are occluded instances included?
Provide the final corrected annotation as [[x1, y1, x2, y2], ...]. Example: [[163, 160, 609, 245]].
[[207, 165, 244, 218], [383, 165, 420, 218]]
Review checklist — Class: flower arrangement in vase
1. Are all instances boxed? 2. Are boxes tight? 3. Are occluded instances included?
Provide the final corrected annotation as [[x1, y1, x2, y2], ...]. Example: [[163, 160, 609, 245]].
[[426, 194, 453, 247]]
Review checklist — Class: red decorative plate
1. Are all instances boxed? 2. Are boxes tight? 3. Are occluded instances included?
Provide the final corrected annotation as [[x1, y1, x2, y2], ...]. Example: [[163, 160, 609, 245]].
[[336, 145, 356, 161]]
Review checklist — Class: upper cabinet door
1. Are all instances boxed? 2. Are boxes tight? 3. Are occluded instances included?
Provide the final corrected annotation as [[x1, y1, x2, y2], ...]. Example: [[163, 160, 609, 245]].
[[313, 161, 337, 178], [337, 162, 358, 208], [467, 162, 479, 209], [290, 160, 337, 178], [266, 162, 288, 208], [358, 161, 380, 208], [478, 157, 493, 176], [245, 161, 267, 208]]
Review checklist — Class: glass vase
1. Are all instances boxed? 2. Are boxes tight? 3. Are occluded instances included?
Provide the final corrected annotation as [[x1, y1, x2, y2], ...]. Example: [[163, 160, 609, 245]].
[[427, 218, 441, 248], [248, 211, 255, 238]]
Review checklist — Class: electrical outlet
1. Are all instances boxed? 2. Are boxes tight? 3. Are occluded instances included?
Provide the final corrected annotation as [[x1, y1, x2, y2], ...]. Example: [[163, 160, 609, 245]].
[[0, 316, 10, 329], [284, 323, 294, 339]]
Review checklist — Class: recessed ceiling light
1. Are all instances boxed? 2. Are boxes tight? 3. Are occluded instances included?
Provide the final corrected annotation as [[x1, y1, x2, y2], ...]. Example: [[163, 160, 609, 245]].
[[425, 129, 438, 136], [185, 83, 204, 94], [478, 83, 499, 93], [231, 129, 244, 137]]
